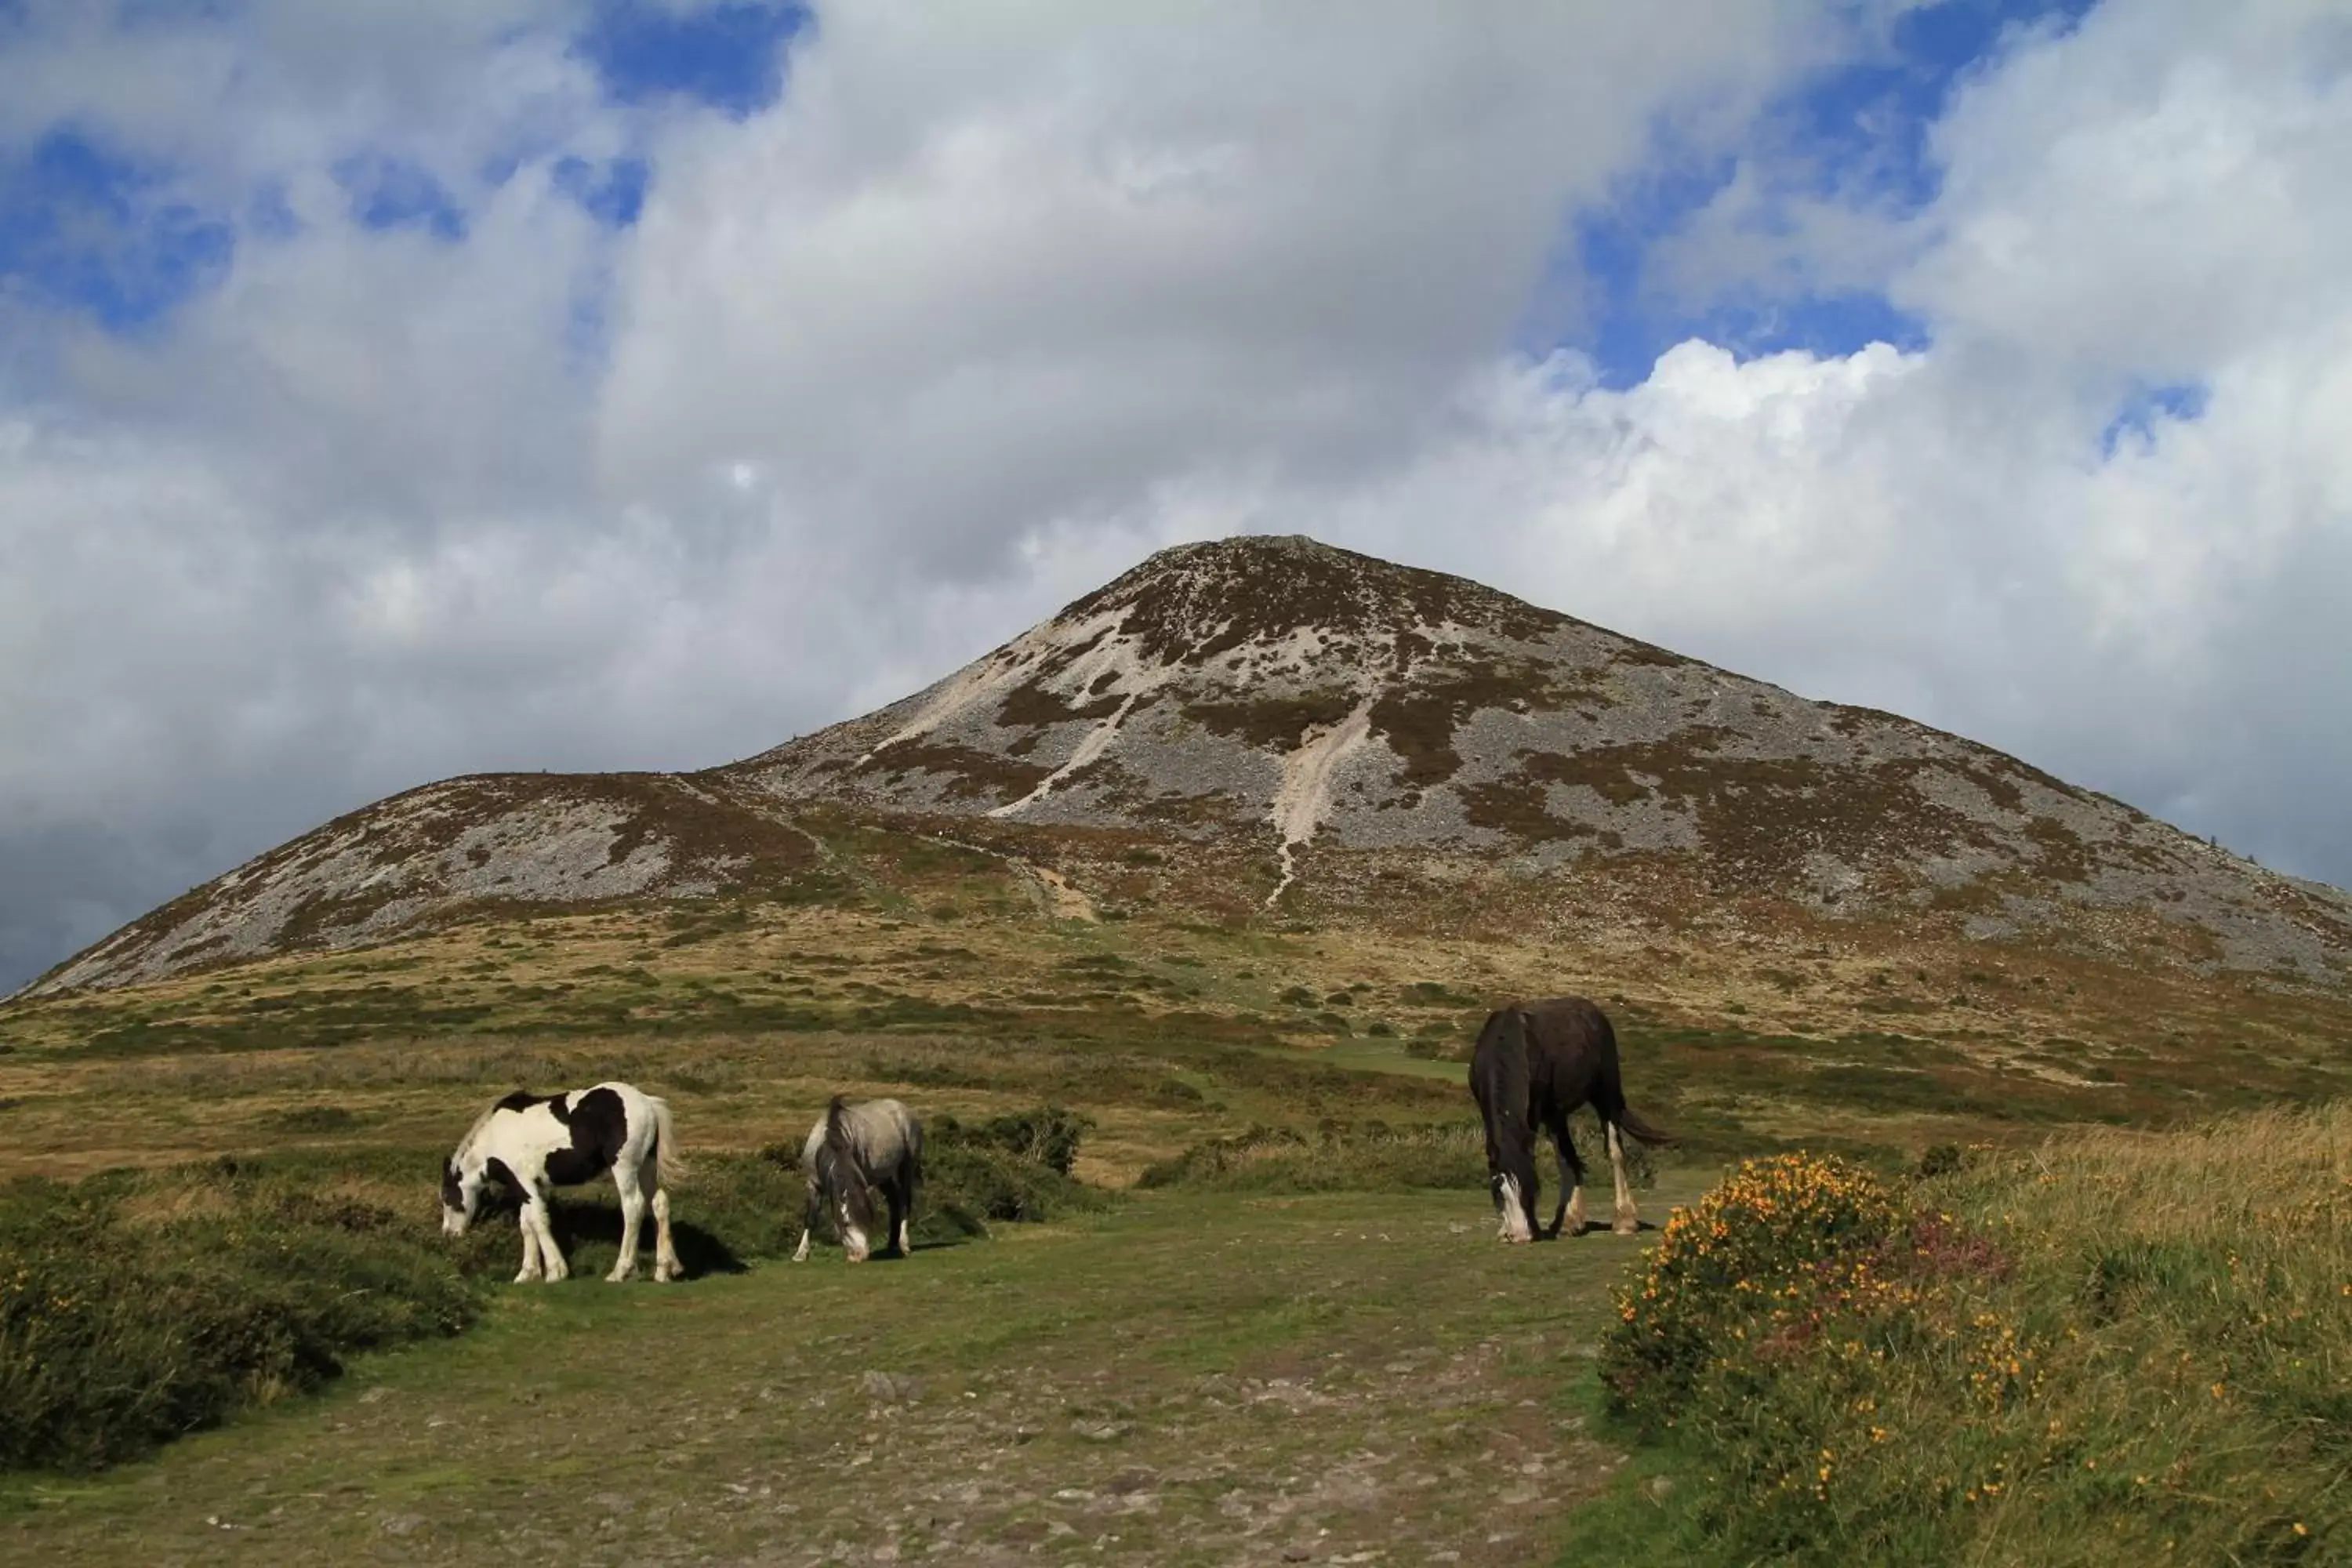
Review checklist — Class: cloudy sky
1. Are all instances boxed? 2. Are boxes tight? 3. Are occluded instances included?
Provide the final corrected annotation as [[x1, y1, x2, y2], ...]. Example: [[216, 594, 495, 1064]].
[[3, 0, 2348, 993]]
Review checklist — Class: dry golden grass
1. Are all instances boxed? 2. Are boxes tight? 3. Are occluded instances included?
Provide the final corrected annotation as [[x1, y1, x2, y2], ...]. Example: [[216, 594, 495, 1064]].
[[4, 808, 2348, 1200]]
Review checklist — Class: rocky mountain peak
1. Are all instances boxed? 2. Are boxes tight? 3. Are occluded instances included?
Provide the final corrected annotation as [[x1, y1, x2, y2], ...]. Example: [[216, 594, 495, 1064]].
[[19, 534, 2350, 999], [1056, 534, 1570, 665]]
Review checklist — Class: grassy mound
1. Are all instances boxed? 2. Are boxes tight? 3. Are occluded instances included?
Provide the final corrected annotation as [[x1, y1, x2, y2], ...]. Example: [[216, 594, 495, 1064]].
[[0, 1156, 485, 1473], [1585, 1105, 2352, 1564]]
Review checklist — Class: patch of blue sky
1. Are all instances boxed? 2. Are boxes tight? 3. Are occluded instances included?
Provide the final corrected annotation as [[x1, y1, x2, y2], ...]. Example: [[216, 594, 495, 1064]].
[[333, 152, 466, 241], [245, 180, 300, 241], [574, 0, 810, 118], [0, 126, 233, 330], [2100, 382, 2210, 458], [552, 155, 650, 228], [1781, 0, 2100, 209], [565, 272, 616, 376], [1556, 0, 2100, 387]]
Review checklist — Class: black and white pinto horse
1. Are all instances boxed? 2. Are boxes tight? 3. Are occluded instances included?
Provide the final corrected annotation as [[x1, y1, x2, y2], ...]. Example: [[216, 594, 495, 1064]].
[[1470, 997, 1675, 1243], [790, 1096, 923, 1264], [441, 1082, 685, 1283]]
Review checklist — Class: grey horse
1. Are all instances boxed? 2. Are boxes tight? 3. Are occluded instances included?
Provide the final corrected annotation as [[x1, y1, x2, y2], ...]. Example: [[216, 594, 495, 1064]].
[[790, 1096, 924, 1263]]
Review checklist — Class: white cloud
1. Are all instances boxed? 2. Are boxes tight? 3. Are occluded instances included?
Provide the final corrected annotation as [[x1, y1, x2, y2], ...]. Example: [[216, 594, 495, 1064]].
[[2, 1, 2350, 989], [595, 2, 1849, 562]]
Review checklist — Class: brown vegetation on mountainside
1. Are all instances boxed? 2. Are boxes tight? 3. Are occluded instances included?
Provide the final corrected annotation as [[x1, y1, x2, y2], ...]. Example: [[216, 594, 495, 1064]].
[[18, 535, 2350, 1007]]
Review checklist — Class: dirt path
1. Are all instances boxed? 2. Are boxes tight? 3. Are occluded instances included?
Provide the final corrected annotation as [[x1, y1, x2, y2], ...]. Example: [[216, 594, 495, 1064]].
[[1, 1185, 1693, 1566]]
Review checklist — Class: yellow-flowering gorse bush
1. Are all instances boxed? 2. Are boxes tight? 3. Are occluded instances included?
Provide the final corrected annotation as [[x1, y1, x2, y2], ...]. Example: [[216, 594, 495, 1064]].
[[1593, 1112, 2350, 1566], [1602, 1154, 1930, 1425]]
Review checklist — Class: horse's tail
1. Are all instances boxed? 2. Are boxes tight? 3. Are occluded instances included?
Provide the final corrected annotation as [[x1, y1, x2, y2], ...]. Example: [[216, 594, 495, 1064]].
[[1614, 1103, 1679, 1148], [648, 1094, 689, 1185]]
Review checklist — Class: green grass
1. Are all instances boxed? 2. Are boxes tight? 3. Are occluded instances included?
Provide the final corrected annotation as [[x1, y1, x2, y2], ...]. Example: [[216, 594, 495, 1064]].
[[0, 1184, 1705, 1565], [1138, 1115, 1657, 1197], [0, 1109, 1097, 1475]]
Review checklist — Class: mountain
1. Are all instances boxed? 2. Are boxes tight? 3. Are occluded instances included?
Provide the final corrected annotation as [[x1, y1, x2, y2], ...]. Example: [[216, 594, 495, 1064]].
[[19, 535, 2351, 1000]]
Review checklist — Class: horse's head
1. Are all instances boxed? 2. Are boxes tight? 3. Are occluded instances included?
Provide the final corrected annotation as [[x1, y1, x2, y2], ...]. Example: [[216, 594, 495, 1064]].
[[1475, 1009, 1542, 1243], [440, 1154, 481, 1237], [817, 1112, 877, 1262]]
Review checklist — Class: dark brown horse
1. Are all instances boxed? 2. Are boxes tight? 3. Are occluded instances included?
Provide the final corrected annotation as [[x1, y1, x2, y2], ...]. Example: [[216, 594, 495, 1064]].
[[1469, 997, 1675, 1243]]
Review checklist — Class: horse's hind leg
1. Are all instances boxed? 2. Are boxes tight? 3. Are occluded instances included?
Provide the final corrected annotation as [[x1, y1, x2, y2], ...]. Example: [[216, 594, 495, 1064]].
[[608, 1164, 646, 1283], [1606, 1121, 1639, 1235], [887, 1171, 916, 1258], [651, 1185, 681, 1282]]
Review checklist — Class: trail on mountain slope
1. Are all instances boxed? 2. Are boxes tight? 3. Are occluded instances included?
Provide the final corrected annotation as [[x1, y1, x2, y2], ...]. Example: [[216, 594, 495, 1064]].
[[1265, 698, 1377, 908], [989, 693, 1142, 819]]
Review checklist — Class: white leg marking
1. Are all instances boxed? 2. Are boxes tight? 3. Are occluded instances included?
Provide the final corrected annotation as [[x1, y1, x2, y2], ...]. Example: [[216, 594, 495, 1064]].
[[1609, 1123, 1639, 1235], [791, 1229, 812, 1264], [608, 1168, 645, 1283], [1565, 1182, 1588, 1236], [515, 1213, 543, 1283], [1498, 1174, 1534, 1244], [651, 1186, 681, 1282]]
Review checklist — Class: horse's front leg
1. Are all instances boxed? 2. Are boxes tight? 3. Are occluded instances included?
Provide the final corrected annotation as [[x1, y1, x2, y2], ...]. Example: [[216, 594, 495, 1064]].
[[1494, 1161, 1536, 1244], [1544, 1116, 1582, 1239], [527, 1194, 568, 1282], [791, 1177, 819, 1263], [515, 1209, 544, 1283], [1555, 1119, 1588, 1238]]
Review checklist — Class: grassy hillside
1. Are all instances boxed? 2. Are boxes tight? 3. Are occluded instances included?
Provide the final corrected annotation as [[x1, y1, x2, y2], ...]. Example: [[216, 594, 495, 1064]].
[[2, 811, 2348, 1559], [5, 811, 2347, 1185]]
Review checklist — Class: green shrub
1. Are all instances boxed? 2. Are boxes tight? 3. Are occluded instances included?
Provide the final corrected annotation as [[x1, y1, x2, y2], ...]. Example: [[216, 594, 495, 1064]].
[[750, 1103, 1108, 1250], [0, 1163, 483, 1473], [1917, 1142, 1964, 1178], [936, 1105, 1094, 1177]]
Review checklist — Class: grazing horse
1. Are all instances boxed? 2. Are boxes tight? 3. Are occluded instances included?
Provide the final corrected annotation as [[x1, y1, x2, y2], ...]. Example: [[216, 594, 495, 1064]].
[[790, 1096, 923, 1264], [1470, 997, 1675, 1243], [441, 1081, 684, 1283]]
